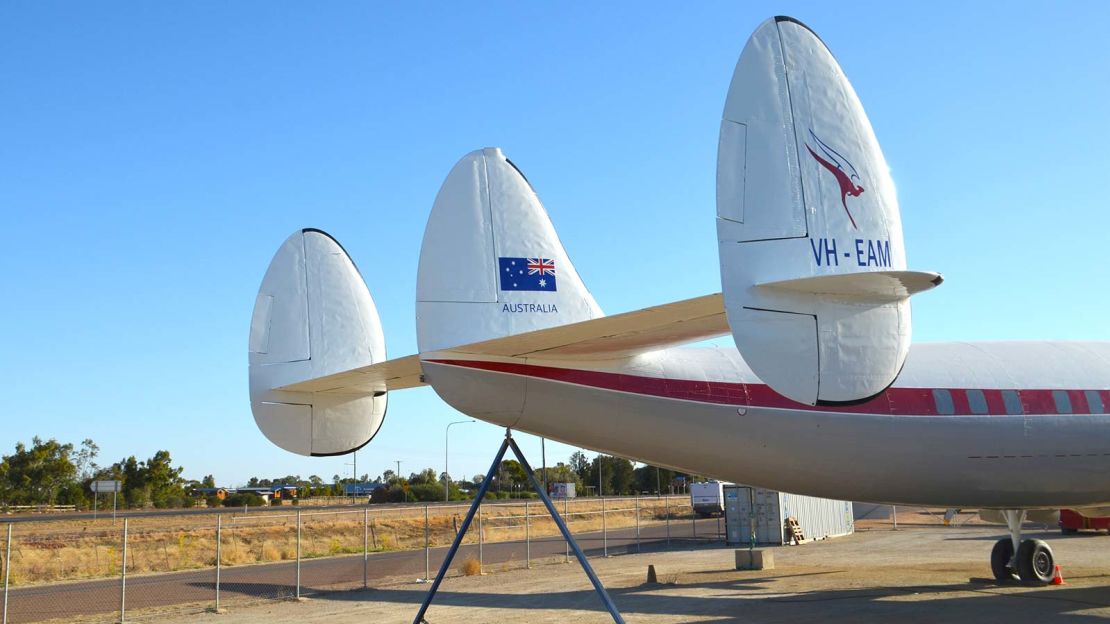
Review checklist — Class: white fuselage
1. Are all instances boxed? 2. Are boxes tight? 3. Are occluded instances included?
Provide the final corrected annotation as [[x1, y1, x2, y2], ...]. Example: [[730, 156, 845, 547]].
[[422, 341, 1110, 509]]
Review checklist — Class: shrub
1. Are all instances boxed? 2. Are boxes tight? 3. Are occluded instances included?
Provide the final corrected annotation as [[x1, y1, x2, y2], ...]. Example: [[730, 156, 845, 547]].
[[460, 557, 481, 576], [222, 493, 266, 507]]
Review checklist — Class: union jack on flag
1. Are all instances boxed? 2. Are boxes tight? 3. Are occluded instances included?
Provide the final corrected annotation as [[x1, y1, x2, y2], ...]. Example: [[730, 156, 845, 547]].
[[527, 258, 555, 276], [498, 257, 557, 291]]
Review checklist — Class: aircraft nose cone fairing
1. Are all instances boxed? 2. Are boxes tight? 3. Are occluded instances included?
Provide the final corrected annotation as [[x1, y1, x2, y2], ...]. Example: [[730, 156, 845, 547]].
[[716, 17, 940, 405]]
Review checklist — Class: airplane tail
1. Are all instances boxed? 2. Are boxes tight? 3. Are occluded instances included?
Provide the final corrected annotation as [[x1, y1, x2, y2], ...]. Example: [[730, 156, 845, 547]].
[[716, 17, 940, 406], [415, 147, 603, 353], [248, 229, 388, 456]]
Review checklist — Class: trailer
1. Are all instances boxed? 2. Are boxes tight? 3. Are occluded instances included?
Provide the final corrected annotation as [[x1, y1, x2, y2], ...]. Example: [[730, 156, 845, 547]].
[[1060, 509, 1110, 534], [690, 480, 727, 517]]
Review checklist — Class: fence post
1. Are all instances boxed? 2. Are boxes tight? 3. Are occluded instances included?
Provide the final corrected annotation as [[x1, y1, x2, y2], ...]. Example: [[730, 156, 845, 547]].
[[635, 496, 640, 553], [892, 505, 898, 530], [564, 497, 569, 563], [424, 505, 430, 582], [525, 501, 531, 568], [692, 503, 697, 540], [363, 509, 369, 589], [665, 496, 671, 548], [120, 518, 128, 624], [3, 523, 11, 624], [477, 503, 483, 574], [295, 509, 302, 599], [215, 515, 222, 612], [602, 497, 607, 557]]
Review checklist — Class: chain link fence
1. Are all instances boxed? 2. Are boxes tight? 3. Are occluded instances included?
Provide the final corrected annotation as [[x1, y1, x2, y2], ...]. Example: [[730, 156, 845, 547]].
[[0, 495, 717, 623]]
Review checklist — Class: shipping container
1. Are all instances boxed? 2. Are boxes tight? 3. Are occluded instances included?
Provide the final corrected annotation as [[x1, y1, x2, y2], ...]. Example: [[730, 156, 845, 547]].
[[724, 485, 854, 546]]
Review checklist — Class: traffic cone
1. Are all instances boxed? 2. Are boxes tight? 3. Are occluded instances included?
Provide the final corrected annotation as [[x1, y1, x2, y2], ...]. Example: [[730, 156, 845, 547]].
[[1052, 565, 1065, 585]]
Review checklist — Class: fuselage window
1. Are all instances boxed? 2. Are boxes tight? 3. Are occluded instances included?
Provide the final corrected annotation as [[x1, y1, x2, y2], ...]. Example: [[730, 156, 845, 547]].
[[1001, 390, 1023, 415], [1085, 390, 1104, 414], [1053, 390, 1073, 414], [933, 389, 955, 415], [966, 389, 988, 415]]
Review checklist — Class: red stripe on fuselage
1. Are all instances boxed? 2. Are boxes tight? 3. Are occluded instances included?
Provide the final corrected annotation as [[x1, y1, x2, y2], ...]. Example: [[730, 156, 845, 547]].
[[424, 359, 1109, 417]]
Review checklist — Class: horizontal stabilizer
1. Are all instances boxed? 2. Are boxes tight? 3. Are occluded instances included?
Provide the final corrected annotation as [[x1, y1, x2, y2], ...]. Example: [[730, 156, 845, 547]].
[[449, 292, 726, 359], [277, 293, 727, 395], [276, 354, 425, 394], [759, 271, 942, 302]]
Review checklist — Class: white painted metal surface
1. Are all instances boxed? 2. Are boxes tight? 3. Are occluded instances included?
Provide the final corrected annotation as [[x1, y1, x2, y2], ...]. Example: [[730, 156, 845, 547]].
[[716, 17, 939, 406], [248, 229, 387, 456], [415, 147, 603, 354]]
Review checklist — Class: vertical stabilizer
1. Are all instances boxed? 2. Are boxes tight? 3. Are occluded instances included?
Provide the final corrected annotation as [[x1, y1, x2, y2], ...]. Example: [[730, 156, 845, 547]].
[[717, 17, 940, 405], [416, 148, 602, 353], [248, 229, 387, 456]]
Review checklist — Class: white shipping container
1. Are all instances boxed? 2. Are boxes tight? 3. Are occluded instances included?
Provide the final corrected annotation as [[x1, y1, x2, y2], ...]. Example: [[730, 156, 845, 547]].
[[724, 485, 854, 546]]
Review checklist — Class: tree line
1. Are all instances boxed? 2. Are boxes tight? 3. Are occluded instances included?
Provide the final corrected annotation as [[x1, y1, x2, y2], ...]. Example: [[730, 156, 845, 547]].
[[0, 437, 189, 509], [0, 437, 695, 511]]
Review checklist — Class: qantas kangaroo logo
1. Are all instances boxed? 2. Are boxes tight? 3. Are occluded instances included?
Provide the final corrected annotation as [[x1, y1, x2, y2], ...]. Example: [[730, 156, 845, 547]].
[[805, 129, 864, 229]]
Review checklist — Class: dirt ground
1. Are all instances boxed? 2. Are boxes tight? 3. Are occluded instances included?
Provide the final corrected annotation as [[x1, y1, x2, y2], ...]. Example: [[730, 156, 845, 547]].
[[146, 524, 1110, 623]]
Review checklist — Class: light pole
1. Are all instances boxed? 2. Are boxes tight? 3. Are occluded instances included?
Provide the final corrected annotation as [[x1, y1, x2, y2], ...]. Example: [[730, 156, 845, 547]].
[[445, 420, 476, 502], [597, 452, 603, 497]]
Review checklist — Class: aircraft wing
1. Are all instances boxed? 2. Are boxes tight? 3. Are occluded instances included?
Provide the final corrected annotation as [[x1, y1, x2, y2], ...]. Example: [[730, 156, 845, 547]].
[[276, 293, 727, 395]]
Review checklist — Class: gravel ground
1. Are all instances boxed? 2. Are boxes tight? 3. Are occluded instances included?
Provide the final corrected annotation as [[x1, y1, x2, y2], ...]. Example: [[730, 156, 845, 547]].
[[151, 525, 1110, 623]]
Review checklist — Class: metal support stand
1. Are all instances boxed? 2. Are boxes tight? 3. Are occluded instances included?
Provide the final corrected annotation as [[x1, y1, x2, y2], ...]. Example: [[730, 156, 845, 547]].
[[413, 430, 624, 624]]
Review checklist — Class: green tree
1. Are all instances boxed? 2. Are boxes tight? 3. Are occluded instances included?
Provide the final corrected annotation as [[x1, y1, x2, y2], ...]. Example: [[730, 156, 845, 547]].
[[568, 451, 590, 481], [537, 462, 582, 492], [73, 439, 99, 481], [587, 455, 635, 496], [409, 468, 438, 486], [146, 450, 186, 508], [0, 438, 78, 505]]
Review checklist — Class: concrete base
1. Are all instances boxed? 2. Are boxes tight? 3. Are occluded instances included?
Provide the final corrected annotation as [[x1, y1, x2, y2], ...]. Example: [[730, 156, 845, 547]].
[[735, 548, 774, 570]]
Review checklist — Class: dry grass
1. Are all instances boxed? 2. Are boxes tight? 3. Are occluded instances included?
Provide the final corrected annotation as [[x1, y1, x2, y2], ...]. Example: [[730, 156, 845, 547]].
[[2, 497, 691, 587], [459, 557, 482, 576]]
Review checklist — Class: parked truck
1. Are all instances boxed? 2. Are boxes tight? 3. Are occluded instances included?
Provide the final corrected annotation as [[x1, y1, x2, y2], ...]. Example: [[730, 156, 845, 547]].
[[691, 480, 727, 517]]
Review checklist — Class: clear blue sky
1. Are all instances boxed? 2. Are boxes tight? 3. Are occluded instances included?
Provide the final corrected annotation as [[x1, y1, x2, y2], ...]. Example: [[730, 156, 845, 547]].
[[3, 2, 1108, 486]]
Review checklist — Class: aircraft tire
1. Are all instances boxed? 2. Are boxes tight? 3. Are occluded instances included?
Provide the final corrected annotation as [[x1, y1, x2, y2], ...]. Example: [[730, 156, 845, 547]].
[[1016, 539, 1055, 584], [990, 538, 1017, 582]]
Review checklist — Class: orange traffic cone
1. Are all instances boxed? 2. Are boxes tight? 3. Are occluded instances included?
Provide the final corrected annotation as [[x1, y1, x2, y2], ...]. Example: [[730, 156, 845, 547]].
[[1051, 565, 1065, 585]]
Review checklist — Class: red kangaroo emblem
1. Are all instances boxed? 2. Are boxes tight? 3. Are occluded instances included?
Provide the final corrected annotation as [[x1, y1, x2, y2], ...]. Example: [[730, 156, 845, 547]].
[[805, 130, 864, 229]]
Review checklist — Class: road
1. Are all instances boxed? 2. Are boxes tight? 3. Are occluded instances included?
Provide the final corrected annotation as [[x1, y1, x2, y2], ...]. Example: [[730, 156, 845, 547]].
[[3, 516, 723, 623]]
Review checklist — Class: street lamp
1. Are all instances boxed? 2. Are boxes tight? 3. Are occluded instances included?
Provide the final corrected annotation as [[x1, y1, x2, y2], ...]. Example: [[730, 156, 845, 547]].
[[445, 420, 476, 502]]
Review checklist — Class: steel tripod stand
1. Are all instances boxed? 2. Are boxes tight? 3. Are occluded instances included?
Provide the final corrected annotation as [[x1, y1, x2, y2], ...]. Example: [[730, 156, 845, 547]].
[[413, 429, 624, 624]]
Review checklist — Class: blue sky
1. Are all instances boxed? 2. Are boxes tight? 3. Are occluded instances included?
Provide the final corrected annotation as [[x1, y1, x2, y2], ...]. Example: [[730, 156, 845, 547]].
[[3, 2, 1108, 486]]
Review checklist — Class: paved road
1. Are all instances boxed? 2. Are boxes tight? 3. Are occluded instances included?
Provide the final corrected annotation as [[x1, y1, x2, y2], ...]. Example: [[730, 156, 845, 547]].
[[2, 517, 724, 623], [4, 495, 686, 525]]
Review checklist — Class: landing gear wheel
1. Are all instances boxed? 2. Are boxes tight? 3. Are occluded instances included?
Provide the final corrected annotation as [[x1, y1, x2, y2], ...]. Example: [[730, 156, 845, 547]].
[[990, 538, 1017, 582], [1016, 539, 1055, 584]]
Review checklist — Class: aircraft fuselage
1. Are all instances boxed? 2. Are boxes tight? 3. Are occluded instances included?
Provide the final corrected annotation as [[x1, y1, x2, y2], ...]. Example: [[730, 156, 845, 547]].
[[422, 340, 1110, 509]]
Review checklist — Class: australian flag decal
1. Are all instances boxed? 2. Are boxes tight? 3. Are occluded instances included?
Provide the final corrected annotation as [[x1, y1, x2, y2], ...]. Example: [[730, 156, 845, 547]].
[[499, 257, 557, 291]]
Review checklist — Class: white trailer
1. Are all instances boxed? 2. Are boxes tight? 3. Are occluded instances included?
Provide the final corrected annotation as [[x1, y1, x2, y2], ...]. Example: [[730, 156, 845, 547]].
[[690, 480, 727, 517]]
